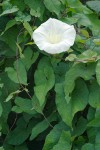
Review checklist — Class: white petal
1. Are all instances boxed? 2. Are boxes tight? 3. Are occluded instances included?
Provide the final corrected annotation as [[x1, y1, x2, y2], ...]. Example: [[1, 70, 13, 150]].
[[44, 18, 72, 37], [33, 32, 47, 50], [43, 42, 70, 54], [62, 26, 76, 46]]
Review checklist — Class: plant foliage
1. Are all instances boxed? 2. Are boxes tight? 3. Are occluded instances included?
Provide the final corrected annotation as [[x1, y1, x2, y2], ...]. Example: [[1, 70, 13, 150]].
[[0, 0, 100, 149]]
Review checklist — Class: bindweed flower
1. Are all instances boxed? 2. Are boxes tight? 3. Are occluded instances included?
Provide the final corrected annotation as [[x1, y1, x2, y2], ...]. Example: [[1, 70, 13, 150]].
[[32, 18, 76, 54]]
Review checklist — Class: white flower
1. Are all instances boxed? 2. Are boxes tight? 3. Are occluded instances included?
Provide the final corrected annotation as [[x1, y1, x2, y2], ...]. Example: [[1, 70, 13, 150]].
[[32, 18, 76, 54]]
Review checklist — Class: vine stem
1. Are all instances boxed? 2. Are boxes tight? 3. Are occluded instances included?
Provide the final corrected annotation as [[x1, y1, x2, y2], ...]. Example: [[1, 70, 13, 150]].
[[15, 26, 54, 129]]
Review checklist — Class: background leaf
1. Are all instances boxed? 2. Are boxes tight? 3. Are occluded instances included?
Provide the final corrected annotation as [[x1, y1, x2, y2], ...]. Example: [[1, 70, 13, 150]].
[[34, 57, 55, 106], [44, 0, 62, 16], [86, 1, 100, 13]]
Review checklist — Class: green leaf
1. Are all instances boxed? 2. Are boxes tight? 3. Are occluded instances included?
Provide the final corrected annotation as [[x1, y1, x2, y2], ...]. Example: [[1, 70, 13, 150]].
[[34, 57, 55, 106], [24, 0, 45, 19], [72, 136, 85, 149], [60, 0, 66, 5], [55, 79, 88, 127], [15, 12, 31, 22], [62, 17, 78, 25], [81, 143, 94, 150], [76, 14, 100, 35], [11, 0, 26, 11], [93, 39, 100, 46], [52, 131, 72, 150], [53, 62, 70, 83], [89, 81, 100, 108], [12, 97, 35, 114], [21, 47, 39, 70], [1, 19, 16, 36], [87, 1, 100, 13], [3, 144, 13, 150], [65, 54, 77, 62], [30, 6, 45, 19], [0, 83, 3, 88], [0, 27, 18, 52], [71, 79, 89, 116], [30, 113, 57, 140], [43, 122, 70, 150], [5, 67, 19, 84], [15, 144, 28, 150], [16, 43, 24, 58], [44, 0, 62, 16], [5, 94, 13, 102], [87, 127, 97, 143], [55, 83, 72, 127], [96, 60, 100, 86], [95, 130, 100, 150], [80, 29, 89, 38], [0, 147, 4, 150], [24, 0, 40, 9], [64, 63, 95, 103], [66, 0, 92, 14], [2, 0, 12, 10], [7, 118, 31, 145], [0, 103, 3, 117], [23, 21, 33, 37], [88, 118, 100, 127], [31, 95, 42, 113], [0, 72, 19, 96], [5, 60, 27, 85], [88, 109, 100, 127], [73, 117, 87, 136], [76, 50, 97, 63], [5, 90, 21, 102], [87, 107, 95, 121], [0, 6, 19, 17]]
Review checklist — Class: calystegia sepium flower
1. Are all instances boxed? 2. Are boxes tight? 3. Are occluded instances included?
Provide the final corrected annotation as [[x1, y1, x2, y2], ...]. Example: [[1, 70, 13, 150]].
[[32, 18, 76, 54]]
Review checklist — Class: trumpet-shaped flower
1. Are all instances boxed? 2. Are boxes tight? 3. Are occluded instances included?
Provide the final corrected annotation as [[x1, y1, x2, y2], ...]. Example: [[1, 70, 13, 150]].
[[32, 18, 76, 54]]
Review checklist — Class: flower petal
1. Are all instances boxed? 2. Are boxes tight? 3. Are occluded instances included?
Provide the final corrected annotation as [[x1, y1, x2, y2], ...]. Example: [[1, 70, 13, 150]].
[[33, 32, 47, 50], [63, 26, 76, 46], [43, 42, 70, 54], [45, 18, 72, 36]]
